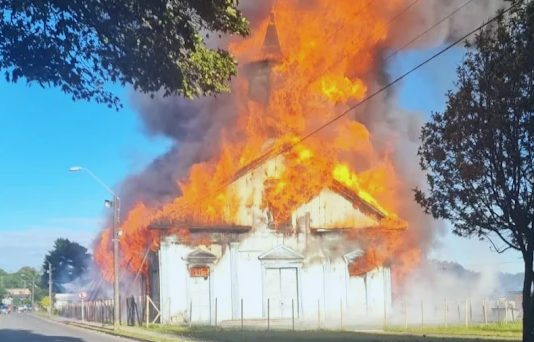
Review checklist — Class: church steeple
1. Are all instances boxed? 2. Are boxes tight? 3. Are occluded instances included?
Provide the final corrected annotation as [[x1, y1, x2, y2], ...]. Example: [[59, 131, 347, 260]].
[[242, 10, 283, 105], [261, 12, 282, 60]]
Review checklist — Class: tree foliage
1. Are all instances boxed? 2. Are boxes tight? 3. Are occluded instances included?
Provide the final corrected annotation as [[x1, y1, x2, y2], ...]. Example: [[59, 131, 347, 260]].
[[0, 0, 250, 110], [41, 238, 92, 292], [414, 1, 534, 340], [0, 267, 40, 289]]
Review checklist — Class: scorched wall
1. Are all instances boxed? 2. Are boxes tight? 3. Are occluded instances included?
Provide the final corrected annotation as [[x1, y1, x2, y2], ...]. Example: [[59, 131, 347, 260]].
[[157, 230, 392, 325]]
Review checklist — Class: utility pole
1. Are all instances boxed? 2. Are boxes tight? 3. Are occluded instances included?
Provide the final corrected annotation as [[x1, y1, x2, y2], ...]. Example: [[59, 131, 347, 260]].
[[48, 263, 52, 318], [31, 273, 38, 309], [113, 195, 121, 329], [69, 166, 121, 329]]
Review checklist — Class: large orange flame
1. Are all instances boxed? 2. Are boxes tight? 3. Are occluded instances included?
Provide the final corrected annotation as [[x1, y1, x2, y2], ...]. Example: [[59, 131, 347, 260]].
[[95, 0, 420, 285]]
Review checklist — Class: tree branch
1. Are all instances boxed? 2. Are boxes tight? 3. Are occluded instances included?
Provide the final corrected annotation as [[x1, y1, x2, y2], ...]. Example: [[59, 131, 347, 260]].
[[483, 232, 515, 254]]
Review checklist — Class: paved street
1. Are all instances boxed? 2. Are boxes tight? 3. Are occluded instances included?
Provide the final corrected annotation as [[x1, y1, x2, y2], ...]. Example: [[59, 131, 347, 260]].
[[0, 313, 130, 342]]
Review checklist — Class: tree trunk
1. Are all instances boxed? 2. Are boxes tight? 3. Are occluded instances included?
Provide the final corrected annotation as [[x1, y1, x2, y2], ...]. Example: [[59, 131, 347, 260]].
[[522, 253, 534, 342]]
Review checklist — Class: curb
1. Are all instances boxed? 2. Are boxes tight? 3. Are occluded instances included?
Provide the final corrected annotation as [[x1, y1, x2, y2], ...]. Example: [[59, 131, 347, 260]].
[[66, 322, 158, 342], [31, 313, 164, 342]]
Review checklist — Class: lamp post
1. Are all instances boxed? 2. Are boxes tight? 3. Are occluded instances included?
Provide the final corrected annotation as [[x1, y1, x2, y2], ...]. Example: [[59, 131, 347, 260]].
[[69, 166, 121, 329]]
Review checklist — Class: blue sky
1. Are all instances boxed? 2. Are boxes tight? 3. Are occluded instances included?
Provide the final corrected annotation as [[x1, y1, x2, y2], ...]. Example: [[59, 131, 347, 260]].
[[0, 45, 524, 275]]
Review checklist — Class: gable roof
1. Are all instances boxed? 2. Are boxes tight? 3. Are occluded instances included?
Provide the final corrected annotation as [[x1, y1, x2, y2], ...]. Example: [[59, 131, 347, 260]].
[[150, 143, 404, 231], [230, 144, 388, 223], [258, 245, 305, 261], [183, 247, 218, 264]]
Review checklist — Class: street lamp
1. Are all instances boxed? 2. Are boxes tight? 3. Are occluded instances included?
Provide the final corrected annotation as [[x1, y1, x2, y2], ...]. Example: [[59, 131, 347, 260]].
[[69, 166, 121, 329]]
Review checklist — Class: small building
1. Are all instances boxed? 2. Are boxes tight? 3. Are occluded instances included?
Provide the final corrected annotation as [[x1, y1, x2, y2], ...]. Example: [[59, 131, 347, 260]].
[[5, 288, 31, 299], [54, 293, 80, 310]]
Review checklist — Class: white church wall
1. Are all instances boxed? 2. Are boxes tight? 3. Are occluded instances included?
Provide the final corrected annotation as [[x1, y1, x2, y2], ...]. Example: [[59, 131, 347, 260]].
[[237, 249, 264, 319], [347, 273, 367, 318], [157, 196, 393, 326], [300, 261, 326, 322], [365, 266, 389, 319], [159, 238, 393, 325], [159, 240, 189, 323], [211, 248, 232, 322]]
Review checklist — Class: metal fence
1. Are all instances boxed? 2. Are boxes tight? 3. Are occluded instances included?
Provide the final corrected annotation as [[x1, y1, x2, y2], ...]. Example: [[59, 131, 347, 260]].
[[57, 296, 522, 330], [57, 296, 156, 326]]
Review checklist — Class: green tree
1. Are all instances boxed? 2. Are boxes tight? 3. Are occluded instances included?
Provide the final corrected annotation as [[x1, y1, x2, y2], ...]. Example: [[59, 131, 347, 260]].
[[0, 285, 6, 300], [0, 0, 250, 110], [414, 1, 534, 341], [41, 238, 93, 292], [31, 286, 48, 303]]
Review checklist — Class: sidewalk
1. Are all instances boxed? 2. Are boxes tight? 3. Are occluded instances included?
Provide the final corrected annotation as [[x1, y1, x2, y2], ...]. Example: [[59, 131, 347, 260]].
[[35, 314, 196, 342]]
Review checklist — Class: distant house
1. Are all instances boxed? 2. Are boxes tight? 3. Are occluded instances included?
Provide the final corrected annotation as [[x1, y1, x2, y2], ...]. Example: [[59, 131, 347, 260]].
[[5, 288, 31, 299], [55, 293, 80, 310]]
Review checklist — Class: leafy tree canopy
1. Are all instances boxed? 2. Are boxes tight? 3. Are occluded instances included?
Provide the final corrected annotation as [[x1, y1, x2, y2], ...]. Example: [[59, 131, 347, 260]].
[[0, 0, 250, 110], [41, 238, 92, 292], [0, 267, 40, 289], [414, 1, 534, 340]]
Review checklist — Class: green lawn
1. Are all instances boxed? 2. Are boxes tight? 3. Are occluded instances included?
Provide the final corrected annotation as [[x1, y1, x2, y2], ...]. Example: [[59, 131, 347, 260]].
[[145, 324, 521, 342], [32, 312, 522, 342], [385, 322, 522, 339]]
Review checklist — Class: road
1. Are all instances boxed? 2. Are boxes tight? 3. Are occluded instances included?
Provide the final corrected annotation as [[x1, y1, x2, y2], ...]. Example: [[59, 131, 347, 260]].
[[0, 312, 130, 342]]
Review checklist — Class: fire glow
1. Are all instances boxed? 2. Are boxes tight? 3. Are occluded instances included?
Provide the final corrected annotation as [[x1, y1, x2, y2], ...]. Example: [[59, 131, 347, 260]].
[[95, 0, 421, 285]]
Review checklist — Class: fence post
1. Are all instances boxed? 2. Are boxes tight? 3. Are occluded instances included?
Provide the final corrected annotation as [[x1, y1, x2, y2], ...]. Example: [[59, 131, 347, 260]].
[[483, 299, 488, 325], [465, 298, 468, 328], [215, 298, 218, 328], [81, 299, 85, 323], [317, 299, 321, 329], [292, 299, 295, 331], [101, 300, 105, 328], [444, 299, 448, 328], [267, 298, 270, 331], [146, 296, 149, 328], [383, 298, 387, 328], [420, 300, 424, 330], [404, 297, 407, 329], [505, 300, 508, 322], [189, 300, 193, 328], [457, 303, 461, 323], [241, 298, 243, 331], [340, 299, 344, 330], [470, 300, 473, 323]]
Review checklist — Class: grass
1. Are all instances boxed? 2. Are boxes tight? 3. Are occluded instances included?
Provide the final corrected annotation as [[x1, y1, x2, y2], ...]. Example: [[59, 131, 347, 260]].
[[144, 324, 522, 342], [385, 322, 522, 339], [31, 312, 523, 342]]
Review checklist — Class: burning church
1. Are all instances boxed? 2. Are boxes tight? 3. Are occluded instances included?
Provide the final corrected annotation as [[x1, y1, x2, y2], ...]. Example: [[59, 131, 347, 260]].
[[91, 0, 505, 327], [148, 150, 405, 324], [125, 7, 406, 325]]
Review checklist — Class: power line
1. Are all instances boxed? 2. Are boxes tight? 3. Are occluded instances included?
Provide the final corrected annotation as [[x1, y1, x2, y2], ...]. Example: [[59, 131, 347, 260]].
[[171, 0, 507, 215]]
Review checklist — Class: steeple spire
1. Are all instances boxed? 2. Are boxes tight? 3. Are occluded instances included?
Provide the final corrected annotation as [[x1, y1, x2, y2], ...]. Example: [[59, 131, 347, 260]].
[[261, 12, 282, 60]]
